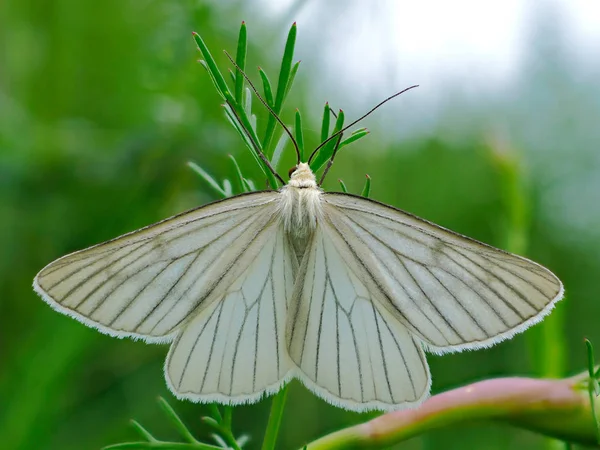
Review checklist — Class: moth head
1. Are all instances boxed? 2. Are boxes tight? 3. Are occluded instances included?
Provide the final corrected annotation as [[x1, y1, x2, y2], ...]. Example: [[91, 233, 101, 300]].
[[288, 162, 317, 188]]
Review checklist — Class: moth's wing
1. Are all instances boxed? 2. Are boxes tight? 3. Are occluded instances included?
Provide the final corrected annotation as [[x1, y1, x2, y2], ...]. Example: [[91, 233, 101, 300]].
[[322, 192, 564, 354], [34, 192, 282, 342], [165, 225, 296, 404], [287, 227, 430, 412]]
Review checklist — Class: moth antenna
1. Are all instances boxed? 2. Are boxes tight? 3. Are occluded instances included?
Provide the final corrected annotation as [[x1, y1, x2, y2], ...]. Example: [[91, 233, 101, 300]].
[[224, 50, 301, 165], [318, 132, 344, 186], [308, 85, 419, 165]]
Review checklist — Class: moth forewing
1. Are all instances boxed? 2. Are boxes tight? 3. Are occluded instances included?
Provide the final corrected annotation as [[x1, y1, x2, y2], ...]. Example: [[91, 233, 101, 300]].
[[33, 191, 283, 341]]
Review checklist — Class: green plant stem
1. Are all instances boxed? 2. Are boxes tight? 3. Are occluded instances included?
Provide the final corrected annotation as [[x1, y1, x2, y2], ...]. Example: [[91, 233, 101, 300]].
[[303, 374, 599, 449], [261, 386, 289, 450], [491, 140, 566, 450], [104, 442, 222, 449]]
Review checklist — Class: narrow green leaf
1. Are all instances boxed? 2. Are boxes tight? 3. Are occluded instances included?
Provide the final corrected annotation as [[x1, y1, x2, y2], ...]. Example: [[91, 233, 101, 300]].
[[223, 104, 279, 189], [320, 103, 331, 143], [283, 60, 301, 100], [338, 128, 369, 151], [235, 22, 248, 104], [244, 87, 253, 118], [250, 113, 258, 135], [207, 405, 222, 423], [361, 174, 371, 198], [228, 154, 249, 193], [258, 68, 274, 107], [338, 179, 348, 193], [130, 420, 157, 442], [585, 340, 600, 443], [228, 68, 236, 85], [271, 131, 289, 170], [274, 23, 297, 112], [586, 339, 600, 396], [237, 435, 250, 447], [224, 106, 258, 154], [104, 442, 221, 449], [223, 105, 266, 180], [294, 110, 305, 162], [198, 61, 226, 100], [187, 161, 227, 198], [157, 397, 199, 444], [310, 109, 345, 172], [222, 179, 233, 197], [210, 435, 227, 448], [262, 23, 298, 157], [201, 416, 221, 430], [192, 32, 232, 101], [201, 417, 241, 450], [244, 178, 256, 191]]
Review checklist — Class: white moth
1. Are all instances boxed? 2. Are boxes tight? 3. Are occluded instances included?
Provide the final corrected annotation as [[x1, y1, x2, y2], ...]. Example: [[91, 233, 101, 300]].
[[33, 161, 563, 412]]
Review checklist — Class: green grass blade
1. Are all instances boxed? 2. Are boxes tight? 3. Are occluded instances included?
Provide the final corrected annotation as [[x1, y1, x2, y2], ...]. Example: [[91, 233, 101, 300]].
[[157, 397, 199, 444], [104, 442, 221, 449], [234, 22, 248, 104], [294, 110, 305, 162], [207, 405, 222, 424], [222, 179, 233, 197], [258, 68, 274, 107], [193, 32, 232, 101], [198, 61, 226, 100], [130, 421, 157, 442], [283, 60, 301, 100], [244, 87, 253, 117], [310, 109, 345, 172], [228, 154, 249, 193], [223, 104, 279, 189], [320, 102, 331, 143], [271, 130, 290, 170], [338, 128, 369, 151], [187, 162, 228, 198], [262, 23, 297, 157], [361, 174, 371, 198], [338, 179, 348, 193], [274, 23, 297, 113]]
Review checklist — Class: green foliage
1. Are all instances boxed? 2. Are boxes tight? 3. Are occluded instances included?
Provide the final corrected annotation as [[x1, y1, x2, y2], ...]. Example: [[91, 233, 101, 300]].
[[103, 398, 242, 449], [583, 339, 600, 443], [0, 3, 593, 450]]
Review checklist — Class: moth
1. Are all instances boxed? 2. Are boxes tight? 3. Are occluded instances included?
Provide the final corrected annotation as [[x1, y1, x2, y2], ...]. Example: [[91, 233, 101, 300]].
[[33, 86, 563, 412]]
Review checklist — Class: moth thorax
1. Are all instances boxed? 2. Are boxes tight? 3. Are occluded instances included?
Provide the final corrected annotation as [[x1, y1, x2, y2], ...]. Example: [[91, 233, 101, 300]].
[[280, 186, 322, 239]]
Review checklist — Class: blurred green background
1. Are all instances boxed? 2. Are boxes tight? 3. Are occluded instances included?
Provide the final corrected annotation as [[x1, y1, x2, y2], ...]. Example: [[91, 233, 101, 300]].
[[1, 1, 599, 449]]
